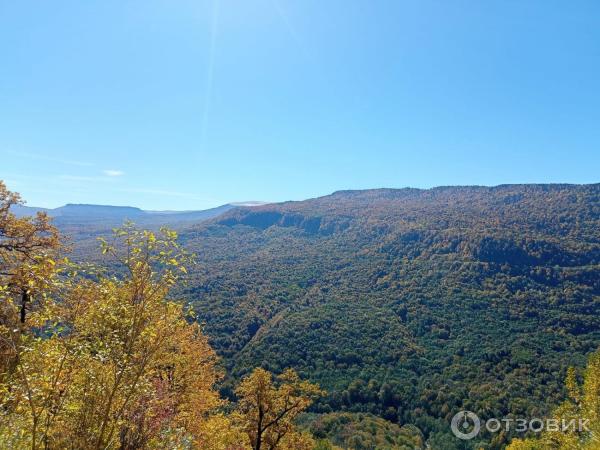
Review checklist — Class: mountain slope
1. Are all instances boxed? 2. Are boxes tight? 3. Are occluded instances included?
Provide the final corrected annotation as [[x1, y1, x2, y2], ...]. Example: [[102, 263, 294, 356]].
[[171, 184, 600, 448], [55, 184, 600, 448]]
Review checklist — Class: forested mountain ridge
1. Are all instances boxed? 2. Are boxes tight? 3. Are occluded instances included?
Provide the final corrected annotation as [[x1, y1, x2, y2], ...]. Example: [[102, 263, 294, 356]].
[[171, 184, 599, 448], [56, 184, 600, 448]]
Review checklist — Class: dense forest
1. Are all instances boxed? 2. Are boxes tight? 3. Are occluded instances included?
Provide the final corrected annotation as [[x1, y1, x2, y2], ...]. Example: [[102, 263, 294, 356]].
[[3, 182, 600, 449], [175, 184, 600, 448]]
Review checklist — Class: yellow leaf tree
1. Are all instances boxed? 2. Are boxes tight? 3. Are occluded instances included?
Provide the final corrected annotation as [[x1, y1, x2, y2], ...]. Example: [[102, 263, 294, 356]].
[[0, 223, 228, 449], [0, 183, 321, 450], [234, 367, 323, 450]]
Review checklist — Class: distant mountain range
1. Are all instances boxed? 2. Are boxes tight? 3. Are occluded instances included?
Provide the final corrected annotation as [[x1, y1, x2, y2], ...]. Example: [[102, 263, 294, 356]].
[[11, 201, 268, 227]]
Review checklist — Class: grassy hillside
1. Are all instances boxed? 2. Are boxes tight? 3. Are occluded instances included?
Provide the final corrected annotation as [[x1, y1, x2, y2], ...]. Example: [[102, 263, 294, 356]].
[[68, 184, 600, 448]]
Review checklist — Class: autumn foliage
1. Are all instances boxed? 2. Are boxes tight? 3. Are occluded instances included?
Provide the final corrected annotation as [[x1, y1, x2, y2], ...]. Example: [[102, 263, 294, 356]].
[[0, 183, 322, 450], [234, 368, 323, 450], [0, 181, 61, 376]]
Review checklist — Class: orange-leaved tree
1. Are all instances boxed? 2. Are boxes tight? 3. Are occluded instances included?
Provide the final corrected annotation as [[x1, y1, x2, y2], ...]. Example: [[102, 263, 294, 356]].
[[0, 180, 62, 384], [234, 368, 323, 450], [0, 180, 61, 318]]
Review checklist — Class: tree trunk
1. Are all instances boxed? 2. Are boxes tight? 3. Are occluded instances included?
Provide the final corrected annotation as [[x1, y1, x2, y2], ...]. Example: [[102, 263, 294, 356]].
[[20, 290, 30, 323], [255, 406, 263, 450]]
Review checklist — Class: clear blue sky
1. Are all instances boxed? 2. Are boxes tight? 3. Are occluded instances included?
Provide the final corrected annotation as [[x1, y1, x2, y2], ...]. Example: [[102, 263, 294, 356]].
[[1, 0, 599, 210]]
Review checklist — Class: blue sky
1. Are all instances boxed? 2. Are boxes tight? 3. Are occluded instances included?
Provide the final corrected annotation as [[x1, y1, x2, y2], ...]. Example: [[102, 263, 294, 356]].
[[1, 0, 599, 210]]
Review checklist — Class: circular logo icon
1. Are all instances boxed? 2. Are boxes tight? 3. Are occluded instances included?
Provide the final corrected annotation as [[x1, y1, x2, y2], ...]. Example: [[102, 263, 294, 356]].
[[451, 411, 481, 440]]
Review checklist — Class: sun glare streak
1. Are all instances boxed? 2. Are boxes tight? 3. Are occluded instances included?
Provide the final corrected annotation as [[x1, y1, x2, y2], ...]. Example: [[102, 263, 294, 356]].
[[271, 0, 308, 57], [200, 0, 221, 149]]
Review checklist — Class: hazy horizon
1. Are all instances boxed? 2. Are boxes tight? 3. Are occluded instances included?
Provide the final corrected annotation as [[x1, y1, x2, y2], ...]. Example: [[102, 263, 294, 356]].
[[11, 181, 600, 211]]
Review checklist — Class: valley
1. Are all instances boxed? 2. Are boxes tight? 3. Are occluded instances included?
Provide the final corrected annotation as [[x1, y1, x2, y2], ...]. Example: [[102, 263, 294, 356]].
[[45, 184, 600, 448]]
